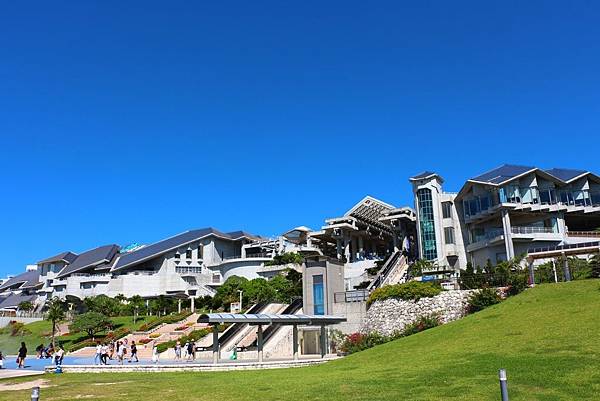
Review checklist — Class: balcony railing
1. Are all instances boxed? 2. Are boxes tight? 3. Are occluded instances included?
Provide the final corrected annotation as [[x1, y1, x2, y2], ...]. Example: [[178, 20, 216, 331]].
[[471, 228, 504, 244], [175, 267, 203, 274], [511, 226, 557, 234], [222, 252, 271, 260], [334, 290, 370, 303], [567, 231, 600, 238]]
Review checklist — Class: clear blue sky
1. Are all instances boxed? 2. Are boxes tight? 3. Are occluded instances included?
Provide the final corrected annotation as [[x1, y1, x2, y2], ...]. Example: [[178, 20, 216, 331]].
[[1, 1, 599, 275]]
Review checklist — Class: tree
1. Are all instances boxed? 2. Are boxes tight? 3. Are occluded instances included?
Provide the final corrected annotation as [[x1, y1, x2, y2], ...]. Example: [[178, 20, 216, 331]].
[[84, 295, 121, 317], [18, 301, 34, 312], [69, 312, 113, 339], [45, 297, 65, 349]]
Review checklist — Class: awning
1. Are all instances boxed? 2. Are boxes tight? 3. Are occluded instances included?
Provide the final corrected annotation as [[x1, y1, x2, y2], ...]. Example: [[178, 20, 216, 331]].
[[198, 313, 346, 325]]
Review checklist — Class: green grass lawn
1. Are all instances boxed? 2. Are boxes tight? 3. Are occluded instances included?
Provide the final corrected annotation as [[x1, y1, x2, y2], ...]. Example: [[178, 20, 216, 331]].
[[0, 315, 153, 354], [2, 280, 600, 400]]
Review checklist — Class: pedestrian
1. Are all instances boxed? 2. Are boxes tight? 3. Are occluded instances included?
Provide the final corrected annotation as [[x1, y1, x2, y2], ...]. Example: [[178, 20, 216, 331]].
[[130, 341, 138, 363], [109, 341, 115, 360], [100, 343, 109, 365], [0, 351, 4, 369], [186, 341, 193, 361], [94, 343, 102, 365], [183, 341, 189, 360], [54, 345, 65, 366], [35, 343, 44, 359], [174, 340, 181, 361], [190, 340, 196, 361], [116, 341, 124, 365], [151, 344, 159, 364], [17, 342, 27, 368]]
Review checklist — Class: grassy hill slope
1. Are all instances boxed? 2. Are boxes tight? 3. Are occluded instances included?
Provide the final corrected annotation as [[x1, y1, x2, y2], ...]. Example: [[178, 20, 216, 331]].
[[1, 280, 599, 401]]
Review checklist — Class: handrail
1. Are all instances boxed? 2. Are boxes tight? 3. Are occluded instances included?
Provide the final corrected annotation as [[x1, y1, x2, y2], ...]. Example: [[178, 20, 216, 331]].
[[567, 231, 600, 238], [367, 251, 401, 290], [528, 241, 600, 254]]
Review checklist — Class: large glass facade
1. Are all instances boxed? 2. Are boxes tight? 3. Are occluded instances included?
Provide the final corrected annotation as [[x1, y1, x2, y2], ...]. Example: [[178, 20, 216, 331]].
[[417, 188, 438, 260], [312, 275, 324, 315]]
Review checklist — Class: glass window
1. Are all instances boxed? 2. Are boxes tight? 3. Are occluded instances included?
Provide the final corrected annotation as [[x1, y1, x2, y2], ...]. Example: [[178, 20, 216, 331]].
[[313, 275, 324, 315], [186, 249, 192, 260], [444, 227, 455, 244], [417, 188, 437, 260], [197, 244, 204, 259], [442, 202, 452, 219]]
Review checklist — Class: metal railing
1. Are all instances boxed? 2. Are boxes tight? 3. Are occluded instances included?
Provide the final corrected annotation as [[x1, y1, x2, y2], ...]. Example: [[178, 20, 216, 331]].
[[334, 290, 370, 303], [511, 226, 556, 234], [222, 252, 271, 260], [175, 267, 203, 274], [567, 231, 600, 238], [528, 241, 600, 255]]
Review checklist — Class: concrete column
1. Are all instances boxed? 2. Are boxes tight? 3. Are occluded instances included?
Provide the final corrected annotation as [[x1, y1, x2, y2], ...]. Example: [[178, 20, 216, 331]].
[[351, 236, 358, 262], [178, 299, 182, 314], [563, 253, 571, 282], [190, 296, 195, 313], [343, 232, 351, 262], [527, 258, 535, 286], [292, 324, 299, 361], [336, 239, 343, 260], [241, 246, 247, 259], [257, 325, 264, 363], [212, 325, 219, 364], [319, 325, 327, 359], [557, 212, 567, 236], [501, 209, 515, 259], [358, 236, 364, 258]]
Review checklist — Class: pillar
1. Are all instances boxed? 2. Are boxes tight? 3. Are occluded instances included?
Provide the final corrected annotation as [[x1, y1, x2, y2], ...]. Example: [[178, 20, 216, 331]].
[[257, 325, 264, 363], [319, 325, 327, 359], [393, 235, 399, 253], [563, 253, 571, 282], [190, 296, 195, 313], [527, 258, 535, 286], [336, 239, 343, 260], [292, 324, 299, 361], [343, 232, 351, 262], [178, 299, 182, 314], [501, 209, 515, 259], [212, 325, 219, 364], [351, 236, 358, 262], [358, 236, 364, 259]]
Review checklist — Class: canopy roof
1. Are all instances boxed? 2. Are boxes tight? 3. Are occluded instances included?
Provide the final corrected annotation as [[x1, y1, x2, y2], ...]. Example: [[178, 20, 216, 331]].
[[198, 313, 346, 325]]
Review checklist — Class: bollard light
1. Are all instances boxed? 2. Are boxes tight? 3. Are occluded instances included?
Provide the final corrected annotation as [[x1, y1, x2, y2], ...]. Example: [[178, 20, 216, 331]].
[[498, 369, 509, 401], [31, 386, 40, 401]]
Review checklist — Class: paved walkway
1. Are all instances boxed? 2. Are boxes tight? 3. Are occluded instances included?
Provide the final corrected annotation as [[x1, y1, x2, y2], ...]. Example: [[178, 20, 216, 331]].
[[0, 369, 44, 380], [44, 356, 339, 373]]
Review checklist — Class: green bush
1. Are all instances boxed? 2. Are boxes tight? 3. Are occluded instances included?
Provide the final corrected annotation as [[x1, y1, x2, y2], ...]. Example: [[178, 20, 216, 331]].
[[402, 314, 441, 336], [367, 281, 442, 306], [506, 273, 529, 296], [264, 252, 304, 266], [156, 328, 211, 353], [340, 314, 440, 354], [467, 288, 502, 313], [138, 312, 192, 332]]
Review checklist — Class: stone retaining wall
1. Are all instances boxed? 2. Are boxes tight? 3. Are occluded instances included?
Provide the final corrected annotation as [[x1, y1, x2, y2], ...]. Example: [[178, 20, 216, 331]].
[[362, 290, 474, 336]]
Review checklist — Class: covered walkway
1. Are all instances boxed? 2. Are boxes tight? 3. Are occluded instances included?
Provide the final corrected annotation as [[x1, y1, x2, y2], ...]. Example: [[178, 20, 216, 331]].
[[197, 313, 346, 364]]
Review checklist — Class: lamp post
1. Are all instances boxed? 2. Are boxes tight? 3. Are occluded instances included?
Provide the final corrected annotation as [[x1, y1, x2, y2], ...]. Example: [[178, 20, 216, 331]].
[[238, 290, 243, 312]]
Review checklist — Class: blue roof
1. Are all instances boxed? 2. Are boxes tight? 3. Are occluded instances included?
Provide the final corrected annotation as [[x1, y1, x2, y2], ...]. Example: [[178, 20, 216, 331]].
[[409, 171, 438, 181], [56, 245, 120, 278], [37, 251, 78, 265], [0, 269, 41, 292], [112, 228, 253, 271], [470, 164, 535, 185], [0, 293, 37, 309], [545, 168, 587, 182]]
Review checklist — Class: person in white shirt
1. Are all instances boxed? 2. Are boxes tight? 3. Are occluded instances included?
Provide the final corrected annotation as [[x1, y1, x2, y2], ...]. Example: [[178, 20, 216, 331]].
[[94, 344, 102, 365]]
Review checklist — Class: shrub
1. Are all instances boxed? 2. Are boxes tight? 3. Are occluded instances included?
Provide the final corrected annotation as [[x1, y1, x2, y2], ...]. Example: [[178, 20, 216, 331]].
[[156, 328, 212, 353], [467, 288, 502, 313], [139, 338, 153, 344], [367, 281, 442, 306], [8, 321, 31, 337], [506, 273, 529, 296], [138, 312, 192, 332], [149, 333, 161, 339], [402, 314, 441, 336], [264, 252, 304, 266]]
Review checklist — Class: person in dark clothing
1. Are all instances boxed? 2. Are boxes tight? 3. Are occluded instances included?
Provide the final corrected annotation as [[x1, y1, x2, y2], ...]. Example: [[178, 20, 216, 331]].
[[17, 342, 27, 368], [129, 341, 139, 363]]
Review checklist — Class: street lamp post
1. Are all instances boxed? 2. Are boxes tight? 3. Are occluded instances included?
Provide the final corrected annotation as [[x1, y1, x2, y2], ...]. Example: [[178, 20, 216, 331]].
[[238, 290, 243, 312]]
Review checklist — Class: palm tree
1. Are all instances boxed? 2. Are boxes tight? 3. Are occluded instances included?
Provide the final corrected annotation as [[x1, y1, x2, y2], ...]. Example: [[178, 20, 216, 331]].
[[46, 297, 65, 349]]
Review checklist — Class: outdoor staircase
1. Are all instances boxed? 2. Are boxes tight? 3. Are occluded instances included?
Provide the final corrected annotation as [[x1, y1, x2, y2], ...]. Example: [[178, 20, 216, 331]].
[[367, 251, 408, 290]]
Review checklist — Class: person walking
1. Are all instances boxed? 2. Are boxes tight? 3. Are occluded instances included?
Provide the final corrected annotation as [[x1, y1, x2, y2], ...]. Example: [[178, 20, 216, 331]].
[[183, 341, 189, 360], [94, 343, 102, 365], [174, 340, 181, 361], [17, 342, 27, 368], [116, 341, 124, 365], [186, 341, 193, 362], [0, 351, 5, 369], [151, 344, 159, 364], [130, 341, 138, 363], [100, 343, 109, 365], [190, 340, 196, 361]]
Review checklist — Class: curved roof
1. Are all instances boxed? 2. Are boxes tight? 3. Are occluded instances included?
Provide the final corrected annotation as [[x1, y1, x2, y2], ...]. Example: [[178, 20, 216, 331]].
[[112, 228, 257, 271], [56, 245, 120, 278], [37, 251, 78, 265], [0, 269, 41, 292], [0, 293, 37, 309]]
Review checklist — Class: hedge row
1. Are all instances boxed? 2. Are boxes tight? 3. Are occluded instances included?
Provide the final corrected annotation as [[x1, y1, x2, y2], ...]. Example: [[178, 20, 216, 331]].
[[367, 281, 442, 306]]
